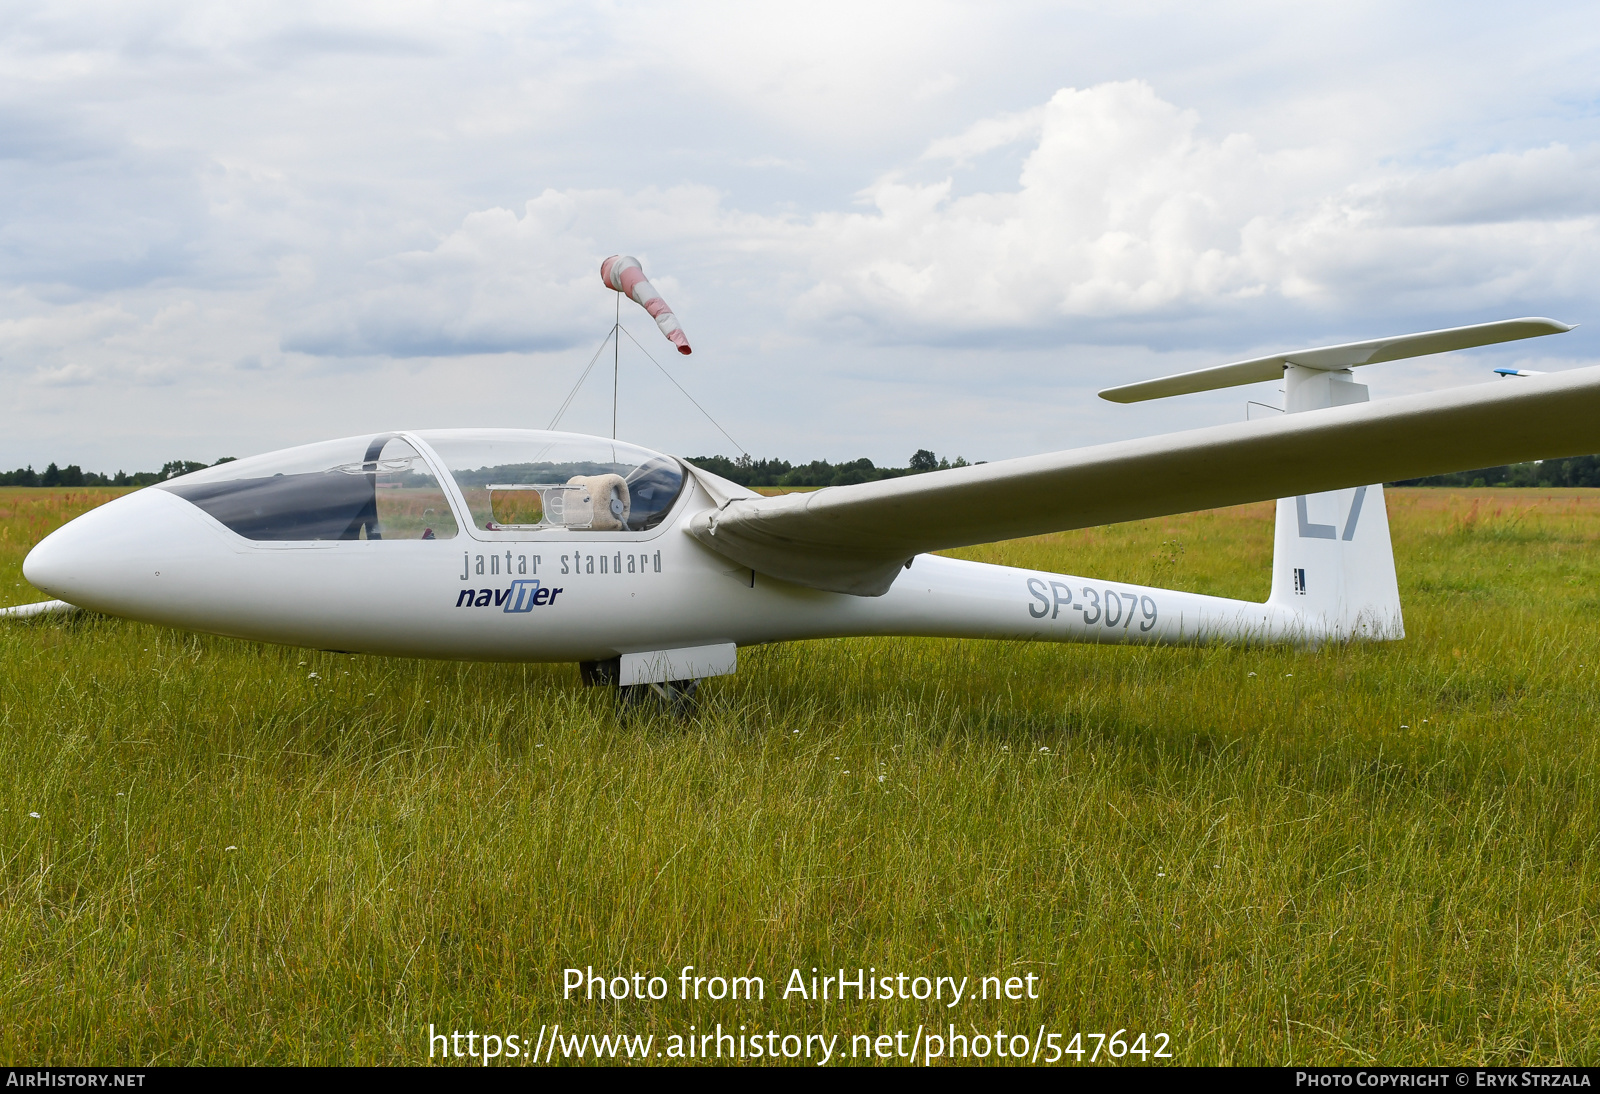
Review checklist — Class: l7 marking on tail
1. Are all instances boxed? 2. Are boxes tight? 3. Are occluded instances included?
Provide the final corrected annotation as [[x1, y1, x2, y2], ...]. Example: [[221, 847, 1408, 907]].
[[1296, 486, 1368, 542]]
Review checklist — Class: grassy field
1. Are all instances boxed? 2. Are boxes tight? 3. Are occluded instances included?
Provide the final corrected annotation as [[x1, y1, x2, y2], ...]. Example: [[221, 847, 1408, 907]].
[[2, 485, 1599, 1066]]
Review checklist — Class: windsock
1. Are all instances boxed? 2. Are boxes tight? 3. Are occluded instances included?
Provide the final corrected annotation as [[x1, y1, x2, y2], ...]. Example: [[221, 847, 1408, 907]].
[[601, 255, 691, 355]]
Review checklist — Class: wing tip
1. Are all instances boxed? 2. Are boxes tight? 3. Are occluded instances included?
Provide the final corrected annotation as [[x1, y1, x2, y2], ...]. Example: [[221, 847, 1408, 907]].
[[1521, 316, 1576, 334], [1097, 386, 1142, 403]]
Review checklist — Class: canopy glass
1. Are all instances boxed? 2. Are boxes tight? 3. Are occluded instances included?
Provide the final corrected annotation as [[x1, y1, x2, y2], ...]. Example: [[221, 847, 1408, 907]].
[[159, 435, 458, 542], [414, 429, 685, 534]]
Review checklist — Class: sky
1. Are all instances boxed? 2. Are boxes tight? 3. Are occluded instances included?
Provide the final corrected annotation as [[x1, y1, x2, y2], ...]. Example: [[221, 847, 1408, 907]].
[[3, 1, 1599, 472]]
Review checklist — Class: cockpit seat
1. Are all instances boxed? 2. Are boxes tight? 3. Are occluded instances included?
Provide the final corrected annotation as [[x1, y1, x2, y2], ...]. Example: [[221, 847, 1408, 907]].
[[567, 474, 631, 531]]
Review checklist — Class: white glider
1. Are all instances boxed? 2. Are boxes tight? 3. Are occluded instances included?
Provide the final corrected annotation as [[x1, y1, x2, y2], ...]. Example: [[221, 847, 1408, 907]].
[[12, 317, 1595, 700]]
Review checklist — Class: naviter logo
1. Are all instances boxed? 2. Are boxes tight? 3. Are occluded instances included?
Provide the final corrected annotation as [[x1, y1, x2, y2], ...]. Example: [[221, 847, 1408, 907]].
[[455, 579, 564, 612]]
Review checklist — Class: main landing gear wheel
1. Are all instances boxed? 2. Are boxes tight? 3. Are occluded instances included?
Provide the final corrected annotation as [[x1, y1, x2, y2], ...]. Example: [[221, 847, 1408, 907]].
[[618, 679, 700, 718], [578, 658, 701, 719]]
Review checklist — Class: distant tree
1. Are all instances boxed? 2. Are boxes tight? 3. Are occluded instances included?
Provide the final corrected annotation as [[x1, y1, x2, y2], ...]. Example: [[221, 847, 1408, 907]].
[[688, 451, 975, 489], [1392, 458, 1600, 488], [0, 457, 237, 487], [827, 458, 879, 487], [1543, 455, 1600, 487], [687, 455, 795, 487], [780, 460, 838, 487], [161, 460, 209, 480]]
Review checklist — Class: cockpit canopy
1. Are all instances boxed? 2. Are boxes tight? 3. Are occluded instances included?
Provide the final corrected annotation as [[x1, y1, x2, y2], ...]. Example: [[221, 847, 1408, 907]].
[[415, 430, 684, 534], [159, 430, 685, 542]]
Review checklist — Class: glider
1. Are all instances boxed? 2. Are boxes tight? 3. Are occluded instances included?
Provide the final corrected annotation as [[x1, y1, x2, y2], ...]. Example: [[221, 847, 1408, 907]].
[[8, 316, 1593, 704]]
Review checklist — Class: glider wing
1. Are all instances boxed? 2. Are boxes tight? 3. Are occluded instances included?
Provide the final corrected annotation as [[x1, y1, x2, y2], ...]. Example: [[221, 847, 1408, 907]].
[[689, 364, 1600, 595], [0, 599, 77, 619]]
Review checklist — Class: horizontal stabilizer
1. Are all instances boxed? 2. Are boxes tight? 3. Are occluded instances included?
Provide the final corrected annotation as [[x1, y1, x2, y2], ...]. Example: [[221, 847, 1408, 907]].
[[691, 364, 1600, 595], [1099, 317, 1571, 403]]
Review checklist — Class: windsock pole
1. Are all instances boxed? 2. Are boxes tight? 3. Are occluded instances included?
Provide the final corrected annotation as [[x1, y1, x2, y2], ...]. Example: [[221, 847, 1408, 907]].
[[613, 293, 619, 439]]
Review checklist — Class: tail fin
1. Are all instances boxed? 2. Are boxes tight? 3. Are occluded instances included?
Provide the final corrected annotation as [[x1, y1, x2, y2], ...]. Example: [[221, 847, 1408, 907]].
[[1098, 320, 1578, 640], [1267, 484, 1402, 640], [1263, 363, 1403, 640]]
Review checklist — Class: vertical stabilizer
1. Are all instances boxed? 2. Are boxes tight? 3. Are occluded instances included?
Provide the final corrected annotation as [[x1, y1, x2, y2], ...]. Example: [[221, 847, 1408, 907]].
[[1265, 365, 1404, 640], [1267, 483, 1402, 639]]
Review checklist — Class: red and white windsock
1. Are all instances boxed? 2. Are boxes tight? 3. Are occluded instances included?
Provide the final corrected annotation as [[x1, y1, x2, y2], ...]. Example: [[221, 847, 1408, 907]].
[[601, 255, 691, 355]]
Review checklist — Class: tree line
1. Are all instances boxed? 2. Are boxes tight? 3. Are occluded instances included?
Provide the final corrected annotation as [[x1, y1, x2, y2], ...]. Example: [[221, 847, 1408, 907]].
[[4, 451, 1599, 490], [0, 458, 231, 488], [691, 451, 1600, 490], [687, 450, 975, 488], [1390, 455, 1600, 488]]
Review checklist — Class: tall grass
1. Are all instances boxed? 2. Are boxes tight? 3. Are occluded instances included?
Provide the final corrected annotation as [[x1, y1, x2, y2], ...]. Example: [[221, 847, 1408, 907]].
[[1, 487, 1598, 1064]]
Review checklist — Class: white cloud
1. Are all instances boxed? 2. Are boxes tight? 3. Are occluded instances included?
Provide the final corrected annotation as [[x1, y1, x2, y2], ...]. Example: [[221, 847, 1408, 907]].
[[922, 105, 1045, 166], [278, 184, 767, 357], [34, 362, 95, 386], [782, 83, 1600, 337], [2, 3, 1600, 468], [271, 80, 1600, 362]]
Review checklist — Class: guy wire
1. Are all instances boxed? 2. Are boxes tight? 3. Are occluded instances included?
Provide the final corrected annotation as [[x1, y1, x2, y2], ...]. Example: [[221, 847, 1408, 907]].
[[547, 326, 617, 431], [617, 324, 746, 455]]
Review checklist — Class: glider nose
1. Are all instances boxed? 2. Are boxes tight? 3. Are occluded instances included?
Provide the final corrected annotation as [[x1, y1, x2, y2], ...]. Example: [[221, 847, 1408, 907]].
[[22, 511, 96, 602], [22, 487, 222, 616]]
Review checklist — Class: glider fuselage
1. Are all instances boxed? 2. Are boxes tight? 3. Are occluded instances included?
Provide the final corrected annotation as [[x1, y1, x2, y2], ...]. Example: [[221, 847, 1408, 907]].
[[22, 468, 1308, 666]]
